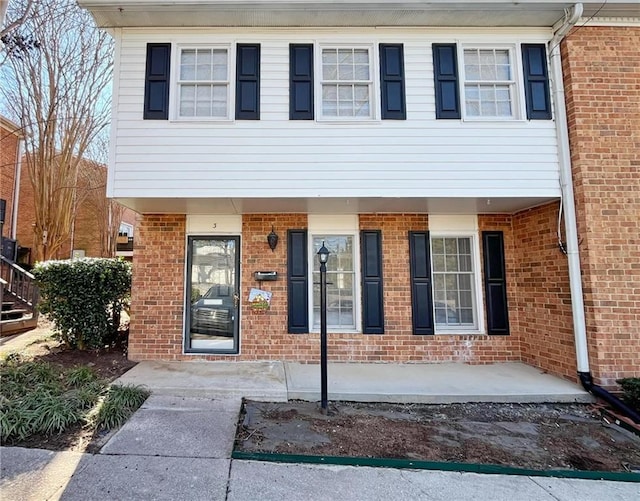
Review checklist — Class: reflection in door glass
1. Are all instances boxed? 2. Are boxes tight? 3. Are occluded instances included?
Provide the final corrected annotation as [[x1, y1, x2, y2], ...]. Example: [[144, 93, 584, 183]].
[[187, 237, 239, 353]]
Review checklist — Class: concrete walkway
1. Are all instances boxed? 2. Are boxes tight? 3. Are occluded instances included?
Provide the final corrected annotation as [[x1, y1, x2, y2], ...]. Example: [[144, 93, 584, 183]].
[[4, 361, 635, 501], [115, 360, 592, 404]]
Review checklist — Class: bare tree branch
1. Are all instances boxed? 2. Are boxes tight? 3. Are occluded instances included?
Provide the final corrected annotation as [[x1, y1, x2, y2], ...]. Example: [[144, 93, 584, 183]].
[[1, 0, 113, 261], [0, 0, 33, 39]]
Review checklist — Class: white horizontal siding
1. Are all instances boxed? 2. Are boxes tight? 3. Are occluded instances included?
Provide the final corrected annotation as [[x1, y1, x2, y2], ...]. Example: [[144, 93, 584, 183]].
[[110, 28, 561, 200]]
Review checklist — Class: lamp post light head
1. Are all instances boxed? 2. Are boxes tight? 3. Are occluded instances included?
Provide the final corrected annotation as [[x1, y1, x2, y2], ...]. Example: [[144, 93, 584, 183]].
[[317, 241, 330, 264]]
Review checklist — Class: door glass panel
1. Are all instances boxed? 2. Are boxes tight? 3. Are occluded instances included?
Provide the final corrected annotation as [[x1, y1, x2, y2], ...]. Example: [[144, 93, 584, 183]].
[[187, 237, 239, 353]]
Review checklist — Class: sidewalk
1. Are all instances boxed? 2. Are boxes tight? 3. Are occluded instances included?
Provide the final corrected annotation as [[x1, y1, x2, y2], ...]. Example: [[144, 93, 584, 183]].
[[2, 394, 638, 500]]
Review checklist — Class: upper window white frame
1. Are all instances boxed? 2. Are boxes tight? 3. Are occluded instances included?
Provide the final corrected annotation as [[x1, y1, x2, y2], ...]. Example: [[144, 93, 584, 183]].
[[316, 44, 377, 121], [429, 231, 485, 334], [174, 44, 233, 120], [459, 44, 523, 120], [307, 229, 361, 333]]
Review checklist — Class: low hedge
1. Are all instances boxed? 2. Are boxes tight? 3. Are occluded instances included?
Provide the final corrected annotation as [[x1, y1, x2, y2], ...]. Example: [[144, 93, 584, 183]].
[[33, 258, 132, 350]]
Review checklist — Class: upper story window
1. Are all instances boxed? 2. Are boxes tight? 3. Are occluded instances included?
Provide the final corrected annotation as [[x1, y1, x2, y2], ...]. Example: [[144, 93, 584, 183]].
[[320, 47, 373, 120], [433, 42, 549, 121], [462, 48, 515, 118], [178, 47, 230, 119]]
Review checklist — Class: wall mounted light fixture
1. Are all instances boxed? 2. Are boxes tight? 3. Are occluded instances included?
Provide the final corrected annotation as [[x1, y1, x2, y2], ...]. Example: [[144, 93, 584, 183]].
[[267, 226, 279, 251]]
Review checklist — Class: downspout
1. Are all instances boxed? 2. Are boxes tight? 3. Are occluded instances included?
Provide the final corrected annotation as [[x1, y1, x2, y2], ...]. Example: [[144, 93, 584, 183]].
[[11, 136, 24, 240], [551, 4, 640, 423]]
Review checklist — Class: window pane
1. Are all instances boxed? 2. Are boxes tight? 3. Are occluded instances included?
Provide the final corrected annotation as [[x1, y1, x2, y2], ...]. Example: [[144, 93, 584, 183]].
[[432, 237, 445, 254], [445, 255, 459, 272], [339, 64, 354, 80], [212, 49, 227, 80], [180, 84, 195, 116], [196, 49, 212, 80], [355, 64, 370, 80], [465, 64, 480, 80], [196, 85, 212, 117], [444, 238, 458, 254], [212, 85, 227, 117], [338, 85, 353, 100], [181, 49, 196, 80]]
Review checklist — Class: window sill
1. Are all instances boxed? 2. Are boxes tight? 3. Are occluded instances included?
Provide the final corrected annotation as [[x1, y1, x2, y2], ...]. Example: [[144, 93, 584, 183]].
[[434, 330, 487, 336], [315, 118, 380, 125]]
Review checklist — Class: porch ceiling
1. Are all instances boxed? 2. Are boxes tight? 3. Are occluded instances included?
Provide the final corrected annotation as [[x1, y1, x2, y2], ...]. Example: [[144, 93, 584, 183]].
[[116, 196, 558, 215], [78, 1, 638, 29]]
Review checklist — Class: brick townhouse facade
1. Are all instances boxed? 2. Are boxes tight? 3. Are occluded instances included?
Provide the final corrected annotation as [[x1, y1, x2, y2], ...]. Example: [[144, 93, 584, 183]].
[[79, 1, 639, 390], [129, 24, 638, 388]]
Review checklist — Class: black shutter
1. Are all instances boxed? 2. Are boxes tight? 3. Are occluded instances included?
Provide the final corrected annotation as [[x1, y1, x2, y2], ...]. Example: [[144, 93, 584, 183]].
[[522, 44, 552, 120], [236, 44, 260, 120], [379, 44, 406, 120], [290, 44, 314, 120], [287, 230, 308, 333], [482, 231, 510, 335], [361, 230, 384, 334], [432, 43, 460, 119], [144, 43, 171, 120], [409, 231, 434, 335]]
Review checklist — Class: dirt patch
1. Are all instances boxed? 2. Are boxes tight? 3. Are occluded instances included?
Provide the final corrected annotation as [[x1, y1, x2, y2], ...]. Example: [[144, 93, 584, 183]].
[[1, 321, 137, 452], [236, 400, 640, 473]]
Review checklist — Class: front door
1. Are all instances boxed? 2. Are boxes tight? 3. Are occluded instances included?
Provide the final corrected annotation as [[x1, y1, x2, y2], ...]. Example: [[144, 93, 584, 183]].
[[186, 236, 240, 354]]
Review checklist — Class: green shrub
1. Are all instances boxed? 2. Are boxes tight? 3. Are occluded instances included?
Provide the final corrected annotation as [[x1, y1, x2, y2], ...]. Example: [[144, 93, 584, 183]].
[[617, 377, 640, 410], [33, 258, 132, 350]]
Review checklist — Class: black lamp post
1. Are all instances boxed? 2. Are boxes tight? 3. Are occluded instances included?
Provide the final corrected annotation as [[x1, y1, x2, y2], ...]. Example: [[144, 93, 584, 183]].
[[317, 241, 330, 413]]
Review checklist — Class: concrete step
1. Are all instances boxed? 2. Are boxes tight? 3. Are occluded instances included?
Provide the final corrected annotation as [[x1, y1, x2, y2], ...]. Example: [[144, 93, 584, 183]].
[[2, 301, 15, 311]]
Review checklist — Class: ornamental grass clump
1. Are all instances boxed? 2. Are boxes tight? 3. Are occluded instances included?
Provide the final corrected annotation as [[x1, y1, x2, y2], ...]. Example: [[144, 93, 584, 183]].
[[95, 384, 150, 430], [33, 258, 132, 350], [0, 359, 148, 444]]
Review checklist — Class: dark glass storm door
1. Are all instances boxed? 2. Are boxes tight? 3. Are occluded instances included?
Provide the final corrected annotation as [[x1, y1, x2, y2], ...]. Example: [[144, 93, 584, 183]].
[[185, 236, 240, 354]]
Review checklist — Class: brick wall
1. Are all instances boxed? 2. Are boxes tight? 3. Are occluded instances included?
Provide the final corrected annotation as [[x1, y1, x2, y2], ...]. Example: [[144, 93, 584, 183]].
[[128, 214, 186, 360], [0, 123, 20, 240], [513, 203, 576, 381], [562, 26, 640, 386], [129, 213, 524, 364]]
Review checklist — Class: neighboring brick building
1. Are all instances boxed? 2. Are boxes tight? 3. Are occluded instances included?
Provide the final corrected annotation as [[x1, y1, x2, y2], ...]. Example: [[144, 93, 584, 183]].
[[0, 116, 24, 255], [13, 157, 138, 264], [80, 1, 638, 390]]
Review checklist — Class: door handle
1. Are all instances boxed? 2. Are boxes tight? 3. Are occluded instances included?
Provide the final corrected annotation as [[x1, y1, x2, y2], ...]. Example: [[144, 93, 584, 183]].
[[233, 292, 240, 308]]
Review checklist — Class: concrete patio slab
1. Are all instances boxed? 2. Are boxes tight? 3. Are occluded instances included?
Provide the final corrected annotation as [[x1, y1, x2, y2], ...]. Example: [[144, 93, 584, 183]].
[[114, 360, 288, 401], [285, 362, 593, 404], [101, 395, 240, 458]]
